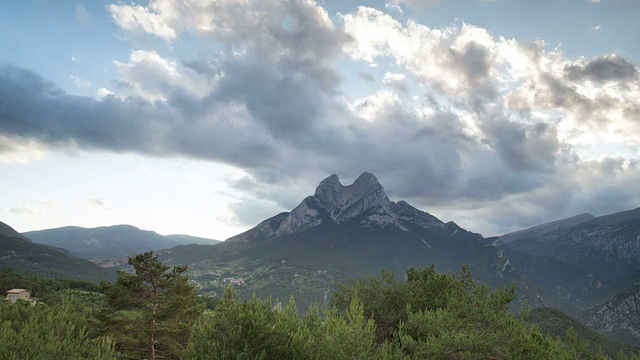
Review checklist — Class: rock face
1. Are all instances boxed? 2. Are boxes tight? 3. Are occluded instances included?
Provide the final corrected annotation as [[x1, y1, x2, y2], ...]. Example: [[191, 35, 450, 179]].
[[233, 172, 462, 241], [314, 172, 391, 223], [577, 283, 640, 345]]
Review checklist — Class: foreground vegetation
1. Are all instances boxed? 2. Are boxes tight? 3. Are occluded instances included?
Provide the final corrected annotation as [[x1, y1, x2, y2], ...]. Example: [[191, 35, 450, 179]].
[[1, 253, 638, 359]]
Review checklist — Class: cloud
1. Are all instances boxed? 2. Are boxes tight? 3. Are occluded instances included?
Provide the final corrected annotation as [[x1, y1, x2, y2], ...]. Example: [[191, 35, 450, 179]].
[[108, 3, 176, 42], [86, 197, 114, 210], [564, 54, 638, 83], [343, 8, 499, 99], [75, 4, 90, 25], [591, 0, 600, 3], [590, 24, 602, 32], [2, 3, 640, 233], [384, 2, 404, 14], [359, 71, 375, 82], [113, 50, 214, 101], [69, 74, 91, 89], [9, 206, 39, 215], [0, 135, 46, 164], [382, 72, 408, 93]]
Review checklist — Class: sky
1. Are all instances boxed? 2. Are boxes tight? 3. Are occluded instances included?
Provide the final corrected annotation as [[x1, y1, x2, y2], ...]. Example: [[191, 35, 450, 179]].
[[1, 0, 639, 240]]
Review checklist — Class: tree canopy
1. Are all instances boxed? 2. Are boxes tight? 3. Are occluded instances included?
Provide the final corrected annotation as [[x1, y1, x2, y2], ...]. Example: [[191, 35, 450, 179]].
[[99, 251, 201, 360]]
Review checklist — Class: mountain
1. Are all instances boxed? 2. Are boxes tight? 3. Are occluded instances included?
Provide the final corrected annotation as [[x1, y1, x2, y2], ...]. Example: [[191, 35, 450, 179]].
[[528, 307, 638, 357], [495, 244, 610, 310], [165, 234, 221, 246], [0, 221, 115, 282], [24, 225, 189, 259], [0, 220, 32, 242], [504, 207, 640, 292], [577, 283, 640, 346], [499, 213, 595, 243], [158, 172, 572, 311]]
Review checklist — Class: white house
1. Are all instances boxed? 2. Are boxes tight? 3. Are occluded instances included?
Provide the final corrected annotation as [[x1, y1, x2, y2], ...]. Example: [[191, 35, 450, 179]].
[[4, 289, 36, 305]]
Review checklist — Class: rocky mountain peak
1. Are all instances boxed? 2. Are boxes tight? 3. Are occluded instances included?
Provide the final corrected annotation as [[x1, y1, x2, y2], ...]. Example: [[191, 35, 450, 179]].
[[313, 172, 391, 222], [314, 174, 341, 196], [267, 172, 448, 237], [231, 172, 472, 242]]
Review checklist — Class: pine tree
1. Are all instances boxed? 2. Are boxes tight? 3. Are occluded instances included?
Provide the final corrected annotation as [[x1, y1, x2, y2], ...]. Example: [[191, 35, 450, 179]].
[[99, 251, 201, 360]]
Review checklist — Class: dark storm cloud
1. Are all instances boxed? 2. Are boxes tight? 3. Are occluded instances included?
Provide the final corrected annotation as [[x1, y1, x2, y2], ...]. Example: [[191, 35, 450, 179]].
[[0, 56, 563, 216], [207, 57, 341, 146], [480, 115, 559, 173], [565, 54, 638, 83], [451, 41, 496, 99], [0, 64, 279, 168]]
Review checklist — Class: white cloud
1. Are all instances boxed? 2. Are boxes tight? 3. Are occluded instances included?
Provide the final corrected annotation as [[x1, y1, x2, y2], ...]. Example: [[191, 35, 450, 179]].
[[384, 2, 404, 14], [0, 135, 46, 164], [75, 4, 90, 25], [9, 206, 40, 215], [382, 72, 408, 92], [108, 3, 176, 42], [113, 50, 215, 101], [96, 87, 114, 98], [69, 74, 91, 89], [590, 24, 602, 32], [343, 8, 500, 98]]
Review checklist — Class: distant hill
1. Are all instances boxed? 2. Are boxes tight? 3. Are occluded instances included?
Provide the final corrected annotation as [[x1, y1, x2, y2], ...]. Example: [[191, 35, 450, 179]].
[[23, 225, 217, 259], [165, 234, 221, 246], [577, 283, 640, 346], [0, 221, 115, 282], [528, 307, 638, 357], [0, 220, 32, 242]]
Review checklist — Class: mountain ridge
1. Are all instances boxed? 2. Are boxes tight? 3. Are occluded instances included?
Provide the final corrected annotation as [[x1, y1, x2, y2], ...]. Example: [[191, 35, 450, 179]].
[[499, 213, 596, 243], [23, 224, 214, 259], [0, 220, 115, 282]]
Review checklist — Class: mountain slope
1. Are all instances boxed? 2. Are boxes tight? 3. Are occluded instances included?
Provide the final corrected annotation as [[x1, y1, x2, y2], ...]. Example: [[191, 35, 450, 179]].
[[577, 283, 640, 346], [158, 172, 572, 311], [165, 234, 221, 246], [500, 213, 595, 243], [528, 307, 638, 357], [24, 225, 183, 259], [496, 244, 610, 310], [0, 221, 115, 282], [506, 207, 640, 279], [0, 220, 32, 242]]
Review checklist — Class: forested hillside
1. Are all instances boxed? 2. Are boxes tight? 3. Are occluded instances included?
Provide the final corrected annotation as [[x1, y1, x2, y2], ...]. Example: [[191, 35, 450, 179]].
[[2, 252, 639, 359]]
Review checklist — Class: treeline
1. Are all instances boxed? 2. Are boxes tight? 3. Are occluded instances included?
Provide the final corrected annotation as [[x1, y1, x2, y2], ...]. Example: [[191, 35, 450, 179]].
[[0, 267, 102, 305], [1, 253, 638, 359]]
